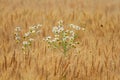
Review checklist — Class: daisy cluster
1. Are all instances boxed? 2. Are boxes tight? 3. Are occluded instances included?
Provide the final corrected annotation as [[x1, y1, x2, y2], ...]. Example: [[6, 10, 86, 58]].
[[44, 20, 85, 54], [14, 24, 42, 50]]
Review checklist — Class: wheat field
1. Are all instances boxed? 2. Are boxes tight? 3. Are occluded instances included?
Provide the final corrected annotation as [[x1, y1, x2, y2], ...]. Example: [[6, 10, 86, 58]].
[[0, 0, 120, 80]]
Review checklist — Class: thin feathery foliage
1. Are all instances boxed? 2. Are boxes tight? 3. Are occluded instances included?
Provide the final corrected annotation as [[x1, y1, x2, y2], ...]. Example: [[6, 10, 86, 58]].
[[44, 20, 85, 55]]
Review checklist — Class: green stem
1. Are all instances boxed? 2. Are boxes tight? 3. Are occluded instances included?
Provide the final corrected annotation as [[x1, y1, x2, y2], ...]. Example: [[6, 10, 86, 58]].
[[63, 42, 67, 56]]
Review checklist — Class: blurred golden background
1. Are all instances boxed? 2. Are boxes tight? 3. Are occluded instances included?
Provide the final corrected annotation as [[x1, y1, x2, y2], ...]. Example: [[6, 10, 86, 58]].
[[0, 0, 120, 80]]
